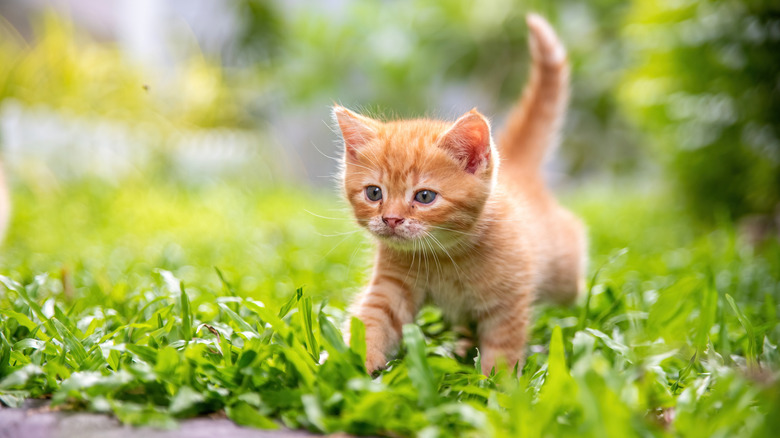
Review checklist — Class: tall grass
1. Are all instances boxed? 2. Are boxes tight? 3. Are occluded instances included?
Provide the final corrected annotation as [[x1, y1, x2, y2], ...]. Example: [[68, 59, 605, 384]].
[[1, 179, 778, 437]]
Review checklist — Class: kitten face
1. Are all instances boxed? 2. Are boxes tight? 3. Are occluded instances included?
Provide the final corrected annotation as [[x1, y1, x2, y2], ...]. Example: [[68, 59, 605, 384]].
[[335, 108, 495, 250]]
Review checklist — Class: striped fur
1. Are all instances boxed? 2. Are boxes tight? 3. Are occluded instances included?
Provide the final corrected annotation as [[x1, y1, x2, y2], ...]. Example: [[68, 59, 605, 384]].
[[335, 14, 586, 375]]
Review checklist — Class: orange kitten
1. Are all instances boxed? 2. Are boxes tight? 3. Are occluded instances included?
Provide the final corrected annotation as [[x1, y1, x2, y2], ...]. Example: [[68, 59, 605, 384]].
[[334, 14, 586, 375]]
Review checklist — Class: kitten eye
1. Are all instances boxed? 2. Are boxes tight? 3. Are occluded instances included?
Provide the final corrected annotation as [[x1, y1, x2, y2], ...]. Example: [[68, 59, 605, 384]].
[[365, 186, 382, 201], [414, 190, 437, 204]]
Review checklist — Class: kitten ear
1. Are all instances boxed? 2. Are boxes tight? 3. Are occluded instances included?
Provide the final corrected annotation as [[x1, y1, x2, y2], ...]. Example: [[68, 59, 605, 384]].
[[437, 109, 492, 174], [333, 105, 379, 158]]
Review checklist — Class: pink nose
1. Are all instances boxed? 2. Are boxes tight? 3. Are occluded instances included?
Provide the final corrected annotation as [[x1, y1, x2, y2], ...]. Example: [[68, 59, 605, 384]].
[[383, 217, 404, 229]]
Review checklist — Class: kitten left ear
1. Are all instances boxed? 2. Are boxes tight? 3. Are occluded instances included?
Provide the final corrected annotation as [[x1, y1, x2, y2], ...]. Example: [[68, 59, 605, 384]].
[[333, 105, 380, 158], [437, 109, 492, 174]]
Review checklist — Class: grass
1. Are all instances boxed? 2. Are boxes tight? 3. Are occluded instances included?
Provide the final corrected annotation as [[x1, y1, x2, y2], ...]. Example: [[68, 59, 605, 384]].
[[1, 177, 779, 437]]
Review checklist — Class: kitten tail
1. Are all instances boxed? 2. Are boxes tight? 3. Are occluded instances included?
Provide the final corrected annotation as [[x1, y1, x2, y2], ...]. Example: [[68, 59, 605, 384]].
[[498, 13, 569, 182]]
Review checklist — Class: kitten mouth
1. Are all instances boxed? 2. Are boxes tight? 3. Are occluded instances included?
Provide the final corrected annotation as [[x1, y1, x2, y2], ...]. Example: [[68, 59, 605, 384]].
[[376, 230, 411, 242], [378, 233, 417, 249], [380, 231, 405, 240]]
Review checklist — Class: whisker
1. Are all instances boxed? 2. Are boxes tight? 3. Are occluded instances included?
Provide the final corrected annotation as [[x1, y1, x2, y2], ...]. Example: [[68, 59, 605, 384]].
[[310, 140, 341, 163], [422, 236, 443, 280], [303, 209, 355, 221], [346, 240, 369, 279], [427, 231, 466, 284], [356, 146, 382, 170], [319, 232, 361, 261], [421, 238, 430, 286], [427, 225, 481, 237], [315, 229, 361, 237], [404, 238, 418, 285]]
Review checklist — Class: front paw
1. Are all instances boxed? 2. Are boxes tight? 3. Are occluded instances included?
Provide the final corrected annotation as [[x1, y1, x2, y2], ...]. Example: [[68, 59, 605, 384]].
[[365, 349, 387, 374]]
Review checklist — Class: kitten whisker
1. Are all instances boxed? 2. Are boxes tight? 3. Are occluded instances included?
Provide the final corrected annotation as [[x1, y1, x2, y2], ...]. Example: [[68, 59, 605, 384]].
[[310, 140, 342, 163], [476, 218, 525, 223], [316, 230, 361, 237], [303, 209, 356, 221], [342, 158, 378, 173], [422, 236, 443, 280], [319, 231, 360, 261], [426, 232, 466, 284], [356, 147, 382, 170], [426, 225, 480, 237], [421, 238, 431, 286], [414, 239, 424, 290], [345, 240, 368, 279]]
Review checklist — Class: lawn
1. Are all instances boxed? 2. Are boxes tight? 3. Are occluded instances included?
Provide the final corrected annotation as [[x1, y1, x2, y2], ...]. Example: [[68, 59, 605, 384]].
[[0, 177, 778, 437]]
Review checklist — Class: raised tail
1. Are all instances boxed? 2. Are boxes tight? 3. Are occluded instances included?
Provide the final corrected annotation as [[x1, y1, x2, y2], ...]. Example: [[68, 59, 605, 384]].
[[498, 14, 569, 182]]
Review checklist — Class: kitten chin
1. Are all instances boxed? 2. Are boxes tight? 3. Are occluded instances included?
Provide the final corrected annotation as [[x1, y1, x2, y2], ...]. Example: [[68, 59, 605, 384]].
[[334, 14, 586, 375]]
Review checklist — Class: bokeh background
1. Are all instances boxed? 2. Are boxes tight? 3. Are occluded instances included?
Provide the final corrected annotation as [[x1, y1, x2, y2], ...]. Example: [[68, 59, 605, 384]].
[[0, 0, 778, 303]]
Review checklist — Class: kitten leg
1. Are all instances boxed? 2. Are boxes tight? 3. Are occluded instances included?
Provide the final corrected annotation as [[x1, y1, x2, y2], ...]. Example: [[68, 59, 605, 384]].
[[350, 271, 416, 373], [476, 293, 532, 375], [453, 323, 476, 359]]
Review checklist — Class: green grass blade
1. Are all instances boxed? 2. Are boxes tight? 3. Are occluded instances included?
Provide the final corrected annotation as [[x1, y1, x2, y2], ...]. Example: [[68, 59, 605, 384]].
[[51, 318, 88, 368], [180, 283, 192, 342], [218, 303, 257, 336], [298, 296, 319, 362], [244, 301, 290, 339], [278, 287, 304, 319], [402, 324, 437, 407], [725, 293, 758, 369], [226, 401, 278, 430], [318, 312, 347, 355], [214, 267, 236, 296]]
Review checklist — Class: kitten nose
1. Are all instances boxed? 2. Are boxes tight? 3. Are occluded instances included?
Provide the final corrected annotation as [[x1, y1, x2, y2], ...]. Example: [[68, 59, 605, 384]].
[[382, 216, 404, 229]]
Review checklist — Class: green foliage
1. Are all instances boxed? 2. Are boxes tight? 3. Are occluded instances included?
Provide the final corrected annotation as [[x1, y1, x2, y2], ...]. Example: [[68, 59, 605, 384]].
[[0, 179, 778, 436], [620, 0, 780, 219], [0, 12, 247, 129]]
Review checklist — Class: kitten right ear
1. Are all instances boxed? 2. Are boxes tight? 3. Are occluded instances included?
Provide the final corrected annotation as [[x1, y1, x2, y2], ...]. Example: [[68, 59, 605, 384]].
[[333, 106, 379, 158], [437, 109, 492, 174]]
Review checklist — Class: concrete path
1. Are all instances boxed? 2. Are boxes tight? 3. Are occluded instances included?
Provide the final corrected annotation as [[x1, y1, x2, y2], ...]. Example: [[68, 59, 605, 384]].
[[0, 400, 319, 438]]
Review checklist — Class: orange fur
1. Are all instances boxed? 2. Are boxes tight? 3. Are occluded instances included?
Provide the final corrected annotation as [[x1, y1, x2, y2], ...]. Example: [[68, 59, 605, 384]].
[[334, 14, 586, 375]]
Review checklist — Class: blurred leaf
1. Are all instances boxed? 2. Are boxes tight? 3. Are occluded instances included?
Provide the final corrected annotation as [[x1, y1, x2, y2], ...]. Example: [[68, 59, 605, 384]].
[[218, 304, 257, 336], [725, 294, 757, 369], [298, 296, 319, 361], [350, 316, 366, 366], [278, 288, 304, 318], [227, 401, 278, 429], [51, 318, 88, 368], [402, 324, 437, 407], [169, 386, 205, 415]]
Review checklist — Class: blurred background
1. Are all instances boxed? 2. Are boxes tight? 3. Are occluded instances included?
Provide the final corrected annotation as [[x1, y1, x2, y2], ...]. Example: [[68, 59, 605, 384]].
[[0, 0, 778, 303]]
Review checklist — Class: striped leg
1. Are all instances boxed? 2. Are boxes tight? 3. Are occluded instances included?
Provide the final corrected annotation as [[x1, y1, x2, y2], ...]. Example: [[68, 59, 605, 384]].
[[351, 270, 416, 373], [477, 292, 532, 375]]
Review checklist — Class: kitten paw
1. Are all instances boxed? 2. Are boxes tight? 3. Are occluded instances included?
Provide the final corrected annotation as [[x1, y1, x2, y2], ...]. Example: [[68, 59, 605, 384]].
[[365, 350, 387, 374]]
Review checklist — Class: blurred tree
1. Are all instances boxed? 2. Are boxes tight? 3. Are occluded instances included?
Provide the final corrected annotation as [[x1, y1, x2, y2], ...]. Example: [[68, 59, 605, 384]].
[[232, 0, 644, 178], [0, 11, 247, 129], [620, 0, 780, 221], [230, 0, 284, 68]]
